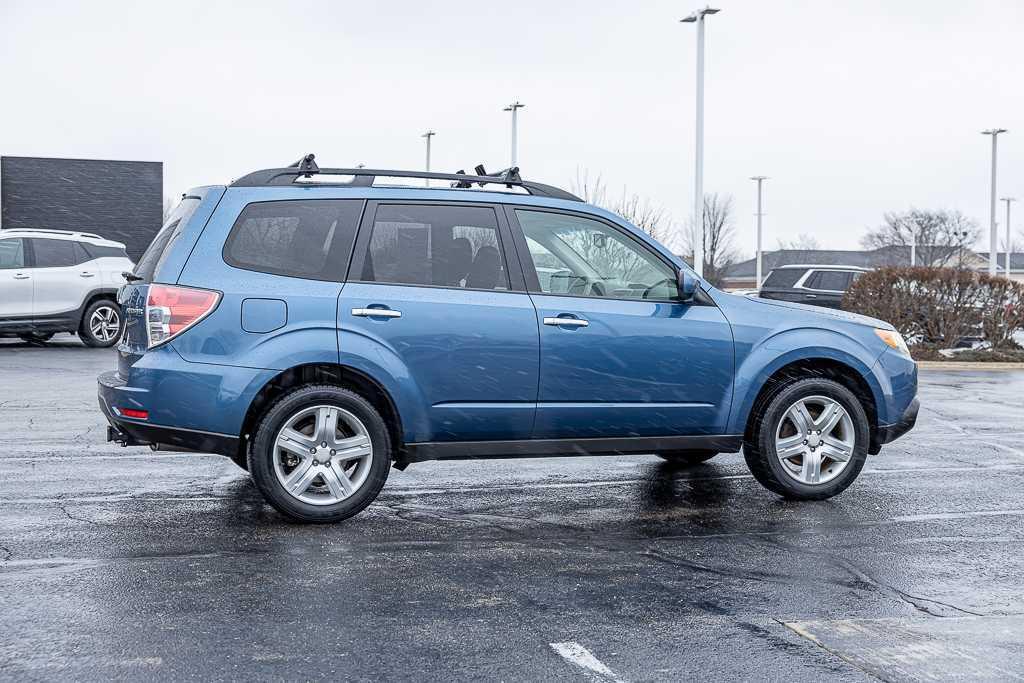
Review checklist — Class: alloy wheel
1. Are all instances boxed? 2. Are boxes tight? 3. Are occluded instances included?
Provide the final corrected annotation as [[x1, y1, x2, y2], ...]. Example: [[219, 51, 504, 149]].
[[89, 305, 121, 342], [774, 395, 855, 485], [272, 405, 373, 505]]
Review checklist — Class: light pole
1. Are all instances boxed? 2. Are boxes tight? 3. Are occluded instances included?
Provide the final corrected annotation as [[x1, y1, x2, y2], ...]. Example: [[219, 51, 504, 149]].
[[982, 128, 1007, 276], [750, 176, 768, 288], [422, 130, 436, 186], [1002, 197, 1016, 276], [503, 101, 525, 167], [681, 6, 720, 278]]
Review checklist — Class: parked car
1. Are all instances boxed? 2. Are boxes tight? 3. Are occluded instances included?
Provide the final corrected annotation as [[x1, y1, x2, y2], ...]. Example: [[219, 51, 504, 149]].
[[0, 229, 133, 346], [98, 156, 919, 523], [758, 264, 869, 309]]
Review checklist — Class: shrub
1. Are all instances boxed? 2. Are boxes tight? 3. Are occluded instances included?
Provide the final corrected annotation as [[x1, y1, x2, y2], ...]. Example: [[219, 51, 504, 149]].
[[842, 267, 1024, 349]]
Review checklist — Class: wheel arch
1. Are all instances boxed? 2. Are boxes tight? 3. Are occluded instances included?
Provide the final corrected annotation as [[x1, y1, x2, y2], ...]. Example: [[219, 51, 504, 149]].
[[78, 289, 120, 327], [236, 362, 408, 467], [733, 350, 886, 454]]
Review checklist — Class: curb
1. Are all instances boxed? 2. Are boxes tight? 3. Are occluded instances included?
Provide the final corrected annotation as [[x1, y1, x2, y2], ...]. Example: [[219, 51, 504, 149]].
[[916, 361, 1024, 370]]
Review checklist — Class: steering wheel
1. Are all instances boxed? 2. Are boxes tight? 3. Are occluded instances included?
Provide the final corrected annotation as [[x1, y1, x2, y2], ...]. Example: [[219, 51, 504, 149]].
[[641, 277, 676, 300]]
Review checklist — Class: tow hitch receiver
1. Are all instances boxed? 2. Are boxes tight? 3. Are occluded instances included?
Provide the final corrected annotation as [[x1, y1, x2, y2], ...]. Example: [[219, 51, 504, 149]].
[[107, 425, 145, 447]]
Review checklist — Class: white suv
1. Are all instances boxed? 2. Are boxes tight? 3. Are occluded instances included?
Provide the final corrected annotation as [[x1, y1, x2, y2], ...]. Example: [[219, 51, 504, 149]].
[[0, 229, 134, 347]]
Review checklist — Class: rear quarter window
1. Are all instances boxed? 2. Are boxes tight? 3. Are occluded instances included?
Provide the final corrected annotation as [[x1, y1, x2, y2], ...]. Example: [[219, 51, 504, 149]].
[[762, 268, 804, 288], [223, 200, 363, 281]]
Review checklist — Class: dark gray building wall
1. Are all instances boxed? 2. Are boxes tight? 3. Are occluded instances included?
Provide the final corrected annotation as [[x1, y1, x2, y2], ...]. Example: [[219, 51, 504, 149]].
[[1, 156, 162, 260]]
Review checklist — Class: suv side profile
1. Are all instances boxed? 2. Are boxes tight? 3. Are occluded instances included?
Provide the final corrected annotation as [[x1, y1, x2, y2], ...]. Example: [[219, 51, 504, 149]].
[[758, 264, 868, 309], [98, 156, 919, 523], [0, 229, 133, 346]]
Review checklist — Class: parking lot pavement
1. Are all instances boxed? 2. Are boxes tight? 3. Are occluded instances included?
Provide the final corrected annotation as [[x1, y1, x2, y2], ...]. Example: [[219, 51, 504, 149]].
[[1, 338, 1023, 682]]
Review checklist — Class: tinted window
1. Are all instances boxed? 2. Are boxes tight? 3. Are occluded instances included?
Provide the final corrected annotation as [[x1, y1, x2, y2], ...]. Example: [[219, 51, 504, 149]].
[[0, 239, 25, 269], [135, 196, 201, 282], [762, 268, 804, 288], [80, 242, 128, 259], [516, 210, 678, 300], [224, 200, 363, 281], [360, 205, 508, 290], [31, 239, 80, 267], [811, 270, 852, 291]]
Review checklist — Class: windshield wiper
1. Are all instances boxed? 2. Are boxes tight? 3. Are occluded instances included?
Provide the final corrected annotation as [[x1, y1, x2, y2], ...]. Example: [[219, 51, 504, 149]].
[[123, 271, 144, 283]]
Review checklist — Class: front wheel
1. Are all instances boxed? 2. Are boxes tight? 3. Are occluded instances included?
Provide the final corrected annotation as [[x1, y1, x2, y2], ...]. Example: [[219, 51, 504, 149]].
[[249, 385, 391, 523], [744, 378, 869, 500], [80, 300, 122, 348]]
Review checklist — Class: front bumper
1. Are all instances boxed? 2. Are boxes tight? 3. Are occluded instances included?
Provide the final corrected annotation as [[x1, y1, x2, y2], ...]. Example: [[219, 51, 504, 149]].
[[875, 396, 919, 447], [98, 370, 239, 456]]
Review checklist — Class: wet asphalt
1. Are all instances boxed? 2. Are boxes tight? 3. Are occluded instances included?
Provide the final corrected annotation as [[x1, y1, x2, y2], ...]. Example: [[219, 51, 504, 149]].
[[1, 337, 1023, 682]]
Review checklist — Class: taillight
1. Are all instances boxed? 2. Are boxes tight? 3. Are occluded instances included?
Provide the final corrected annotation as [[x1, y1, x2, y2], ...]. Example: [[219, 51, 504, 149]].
[[146, 284, 220, 348]]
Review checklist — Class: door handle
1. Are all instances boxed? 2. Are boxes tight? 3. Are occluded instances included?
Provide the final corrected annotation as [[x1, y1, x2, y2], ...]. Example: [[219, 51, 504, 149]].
[[805, 294, 817, 299], [13, 273, 30, 280], [352, 307, 402, 319], [543, 316, 589, 328], [80, 272, 96, 278]]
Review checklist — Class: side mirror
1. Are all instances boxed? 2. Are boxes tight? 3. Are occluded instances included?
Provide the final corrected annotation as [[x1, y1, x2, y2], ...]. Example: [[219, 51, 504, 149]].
[[677, 268, 698, 302]]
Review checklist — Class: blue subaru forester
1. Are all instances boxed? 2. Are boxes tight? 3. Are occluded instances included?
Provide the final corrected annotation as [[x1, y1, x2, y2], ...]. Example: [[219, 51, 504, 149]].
[[98, 155, 919, 523]]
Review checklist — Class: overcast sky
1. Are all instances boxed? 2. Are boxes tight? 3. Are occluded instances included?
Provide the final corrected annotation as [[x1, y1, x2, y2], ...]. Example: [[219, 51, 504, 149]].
[[2, 0, 1022, 254]]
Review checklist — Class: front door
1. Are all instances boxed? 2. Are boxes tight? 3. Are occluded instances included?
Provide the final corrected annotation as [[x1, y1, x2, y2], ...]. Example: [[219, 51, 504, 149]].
[[510, 208, 734, 439], [0, 238, 32, 319], [339, 202, 539, 443]]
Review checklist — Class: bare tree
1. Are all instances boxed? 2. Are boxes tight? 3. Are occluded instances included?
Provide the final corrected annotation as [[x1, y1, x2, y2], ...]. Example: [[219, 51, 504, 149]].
[[861, 209, 980, 267], [571, 169, 675, 245], [682, 193, 740, 287], [776, 233, 821, 250]]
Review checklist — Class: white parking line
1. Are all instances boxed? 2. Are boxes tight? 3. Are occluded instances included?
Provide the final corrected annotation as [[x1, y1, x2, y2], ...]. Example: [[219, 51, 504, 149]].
[[549, 642, 624, 682]]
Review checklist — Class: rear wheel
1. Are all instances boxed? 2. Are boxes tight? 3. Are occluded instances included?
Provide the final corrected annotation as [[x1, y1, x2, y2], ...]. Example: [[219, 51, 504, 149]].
[[656, 450, 717, 465], [248, 385, 391, 523], [80, 300, 122, 348], [744, 378, 868, 500]]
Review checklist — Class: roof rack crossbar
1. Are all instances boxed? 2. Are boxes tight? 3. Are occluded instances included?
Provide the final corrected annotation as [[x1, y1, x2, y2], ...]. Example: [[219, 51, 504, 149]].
[[231, 154, 582, 201]]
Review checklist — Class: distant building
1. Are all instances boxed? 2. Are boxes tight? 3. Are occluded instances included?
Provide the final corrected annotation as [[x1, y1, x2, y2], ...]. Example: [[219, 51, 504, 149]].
[[721, 246, 1022, 290], [1, 156, 162, 260]]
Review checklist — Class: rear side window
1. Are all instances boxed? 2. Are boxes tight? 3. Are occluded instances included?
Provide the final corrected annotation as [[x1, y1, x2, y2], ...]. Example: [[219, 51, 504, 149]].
[[30, 239, 81, 267], [0, 239, 25, 269], [808, 270, 852, 291], [358, 204, 508, 290], [224, 200, 363, 281], [762, 268, 804, 288]]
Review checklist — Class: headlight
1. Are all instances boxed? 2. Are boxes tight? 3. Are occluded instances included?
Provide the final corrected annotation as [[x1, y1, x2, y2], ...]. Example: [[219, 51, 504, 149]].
[[874, 328, 911, 357]]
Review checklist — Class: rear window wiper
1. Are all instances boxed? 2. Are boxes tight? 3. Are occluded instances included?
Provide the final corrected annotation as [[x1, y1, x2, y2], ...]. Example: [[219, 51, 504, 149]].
[[123, 271, 144, 283]]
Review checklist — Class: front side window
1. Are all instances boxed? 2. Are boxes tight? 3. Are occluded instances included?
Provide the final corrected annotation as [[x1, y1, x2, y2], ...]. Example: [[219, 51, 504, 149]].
[[516, 210, 679, 300], [223, 200, 363, 281], [30, 239, 80, 268], [360, 205, 508, 290], [0, 239, 25, 269]]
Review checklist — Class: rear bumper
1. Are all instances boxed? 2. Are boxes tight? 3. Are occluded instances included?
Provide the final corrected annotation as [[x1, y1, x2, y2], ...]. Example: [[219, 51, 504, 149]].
[[875, 396, 919, 447], [98, 369, 239, 456]]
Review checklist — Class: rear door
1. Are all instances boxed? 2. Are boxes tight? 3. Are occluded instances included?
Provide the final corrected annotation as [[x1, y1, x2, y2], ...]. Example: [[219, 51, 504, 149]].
[[339, 202, 539, 442], [799, 270, 852, 308], [0, 238, 32, 319], [26, 238, 90, 322], [509, 208, 734, 439]]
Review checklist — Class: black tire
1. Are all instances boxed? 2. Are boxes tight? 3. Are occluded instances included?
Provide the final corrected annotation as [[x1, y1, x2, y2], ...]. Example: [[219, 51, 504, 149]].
[[656, 450, 718, 465], [19, 332, 54, 344], [79, 299, 123, 348], [744, 378, 869, 500], [248, 385, 391, 523]]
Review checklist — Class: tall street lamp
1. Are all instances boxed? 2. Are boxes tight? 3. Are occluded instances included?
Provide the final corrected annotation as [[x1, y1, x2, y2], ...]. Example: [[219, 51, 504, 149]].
[[1002, 197, 1016, 276], [681, 6, 720, 278], [422, 130, 436, 187], [982, 128, 1008, 276], [750, 176, 768, 288], [504, 101, 525, 167]]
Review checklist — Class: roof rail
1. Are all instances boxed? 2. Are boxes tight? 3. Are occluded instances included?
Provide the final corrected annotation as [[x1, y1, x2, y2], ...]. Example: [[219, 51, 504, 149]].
[[230, 153, 583, 202], [5, 228, 105, 240]]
